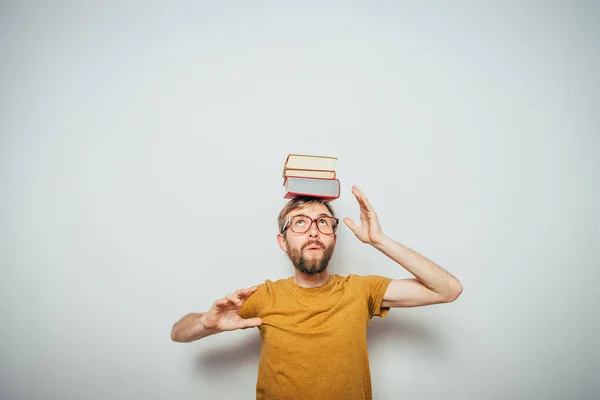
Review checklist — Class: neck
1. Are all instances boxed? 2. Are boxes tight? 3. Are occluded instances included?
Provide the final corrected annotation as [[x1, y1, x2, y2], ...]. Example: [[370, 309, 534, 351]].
[[293, 270, 330, 288]]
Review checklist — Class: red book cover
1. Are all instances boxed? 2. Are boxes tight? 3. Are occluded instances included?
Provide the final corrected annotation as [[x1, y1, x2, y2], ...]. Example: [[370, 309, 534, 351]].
[[283, 191, 340, 201]]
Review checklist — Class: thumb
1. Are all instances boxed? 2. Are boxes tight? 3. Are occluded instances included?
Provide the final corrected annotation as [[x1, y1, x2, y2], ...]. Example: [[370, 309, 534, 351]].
[[240, 317, 262, 329], [343, 217, 359, 235]]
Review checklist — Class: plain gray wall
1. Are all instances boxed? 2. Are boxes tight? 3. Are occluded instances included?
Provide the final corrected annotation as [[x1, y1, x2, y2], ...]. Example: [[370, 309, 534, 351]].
[[1, 1, 599, 399]]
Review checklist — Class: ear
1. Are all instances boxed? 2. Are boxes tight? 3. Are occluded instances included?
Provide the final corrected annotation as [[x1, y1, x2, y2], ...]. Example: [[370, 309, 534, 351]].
[[276, 233, 288, 253]]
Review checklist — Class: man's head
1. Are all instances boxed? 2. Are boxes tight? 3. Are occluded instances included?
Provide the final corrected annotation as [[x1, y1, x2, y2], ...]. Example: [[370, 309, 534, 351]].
[[276, 197, 338, 275]]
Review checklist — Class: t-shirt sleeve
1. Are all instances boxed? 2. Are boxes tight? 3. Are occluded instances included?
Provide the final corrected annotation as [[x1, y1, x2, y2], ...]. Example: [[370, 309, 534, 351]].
[[356, 275, 394, 319], [239, 283, 268, 320]]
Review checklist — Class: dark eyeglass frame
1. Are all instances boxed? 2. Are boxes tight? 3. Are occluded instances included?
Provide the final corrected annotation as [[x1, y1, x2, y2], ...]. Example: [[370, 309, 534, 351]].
[[282, 214, 339, 235]]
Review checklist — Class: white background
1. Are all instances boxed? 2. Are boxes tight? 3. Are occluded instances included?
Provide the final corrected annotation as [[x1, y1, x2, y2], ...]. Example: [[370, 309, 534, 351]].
[[1, 1, 599, 399]]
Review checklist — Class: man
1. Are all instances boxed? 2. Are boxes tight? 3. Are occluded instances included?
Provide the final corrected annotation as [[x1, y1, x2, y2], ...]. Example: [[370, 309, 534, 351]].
[[171, 185, 463, 399]]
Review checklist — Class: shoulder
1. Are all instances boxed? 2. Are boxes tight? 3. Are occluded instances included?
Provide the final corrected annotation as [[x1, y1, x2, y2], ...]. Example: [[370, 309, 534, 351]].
[[264, 277, 291, 289], [239, 278, 287, 309], [331, 274, 369, 290], [251, 277, 291, 296], [326, 274, 371, 285], [337, 274, 393, 291], [338, 273, 387, 283]]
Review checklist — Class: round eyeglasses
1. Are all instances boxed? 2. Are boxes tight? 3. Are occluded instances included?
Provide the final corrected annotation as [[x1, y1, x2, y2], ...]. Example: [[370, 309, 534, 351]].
[[282, 214, 339, 235]]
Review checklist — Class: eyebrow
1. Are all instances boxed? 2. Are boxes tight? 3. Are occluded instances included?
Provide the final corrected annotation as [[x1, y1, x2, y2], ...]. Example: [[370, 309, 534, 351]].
[[291, 212, 333, 218]]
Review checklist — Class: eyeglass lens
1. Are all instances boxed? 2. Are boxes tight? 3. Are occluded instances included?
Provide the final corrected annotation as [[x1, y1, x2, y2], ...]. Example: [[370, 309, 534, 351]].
[[290, 215, 336, 234]]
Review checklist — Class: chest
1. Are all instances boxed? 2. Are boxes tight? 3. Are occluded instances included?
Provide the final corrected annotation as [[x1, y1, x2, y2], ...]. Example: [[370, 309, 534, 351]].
[[259, 288, 370, 336]]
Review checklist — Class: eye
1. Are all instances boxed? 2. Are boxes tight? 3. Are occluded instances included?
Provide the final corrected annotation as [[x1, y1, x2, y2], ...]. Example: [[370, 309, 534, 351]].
[[318, 218, 330, 226]]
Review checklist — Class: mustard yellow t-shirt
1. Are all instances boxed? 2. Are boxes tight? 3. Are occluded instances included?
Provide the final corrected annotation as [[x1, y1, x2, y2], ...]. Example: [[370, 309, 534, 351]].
[[239, 273, 393, 400]]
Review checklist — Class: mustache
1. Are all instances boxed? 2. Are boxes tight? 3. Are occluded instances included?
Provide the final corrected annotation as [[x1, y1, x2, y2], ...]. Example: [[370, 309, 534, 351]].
[[302, 240, 325, 250]]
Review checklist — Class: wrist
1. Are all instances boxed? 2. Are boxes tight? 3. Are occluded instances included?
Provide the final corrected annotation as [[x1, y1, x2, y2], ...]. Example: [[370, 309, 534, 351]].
[[372, 233, 392, 250], [199, 313, 208, 329], [200, 313, 217, 331], [199, 314, 222, 337]]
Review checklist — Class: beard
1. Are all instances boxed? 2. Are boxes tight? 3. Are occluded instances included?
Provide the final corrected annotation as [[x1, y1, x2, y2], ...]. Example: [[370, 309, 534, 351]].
[[286, 238, 335, 275]]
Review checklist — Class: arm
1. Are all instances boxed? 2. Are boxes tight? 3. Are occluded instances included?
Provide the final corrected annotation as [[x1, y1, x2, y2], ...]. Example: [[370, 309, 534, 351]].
[[344, 185, 463, 307], [170, 287, 262, 343], [171, 312, 218, 342], [375, 237, 462, 307]]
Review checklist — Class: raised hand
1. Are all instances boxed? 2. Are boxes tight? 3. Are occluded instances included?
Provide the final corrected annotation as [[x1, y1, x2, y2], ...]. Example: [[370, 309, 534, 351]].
[[203, 287, 263, 331], [343, 185, 385, 246]]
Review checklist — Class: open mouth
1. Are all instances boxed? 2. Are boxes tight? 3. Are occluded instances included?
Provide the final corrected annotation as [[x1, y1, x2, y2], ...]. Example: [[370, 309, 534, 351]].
[[305, 246, 323, 251]]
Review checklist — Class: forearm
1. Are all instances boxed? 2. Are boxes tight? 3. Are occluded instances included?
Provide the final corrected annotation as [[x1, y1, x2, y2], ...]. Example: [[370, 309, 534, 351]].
[[374, 235, 462, 297], [171, 312, 220, 342]]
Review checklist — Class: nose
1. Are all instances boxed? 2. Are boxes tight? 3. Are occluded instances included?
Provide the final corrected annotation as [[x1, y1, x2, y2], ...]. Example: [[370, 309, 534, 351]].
[[307, 221, 320, 238]]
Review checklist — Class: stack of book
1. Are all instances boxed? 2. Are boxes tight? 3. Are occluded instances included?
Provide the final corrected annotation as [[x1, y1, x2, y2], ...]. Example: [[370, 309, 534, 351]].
[[282, 154, 340, 201]]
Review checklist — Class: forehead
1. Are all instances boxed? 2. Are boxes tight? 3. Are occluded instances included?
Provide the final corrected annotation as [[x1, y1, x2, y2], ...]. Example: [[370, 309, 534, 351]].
[[289, 203, 332, 218]]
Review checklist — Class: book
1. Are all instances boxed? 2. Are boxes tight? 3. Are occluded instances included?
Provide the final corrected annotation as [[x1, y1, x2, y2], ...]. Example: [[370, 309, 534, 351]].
[[283, 177, 341, 200], [283, 154, 337, 172], [283, 169, 336, 179]]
